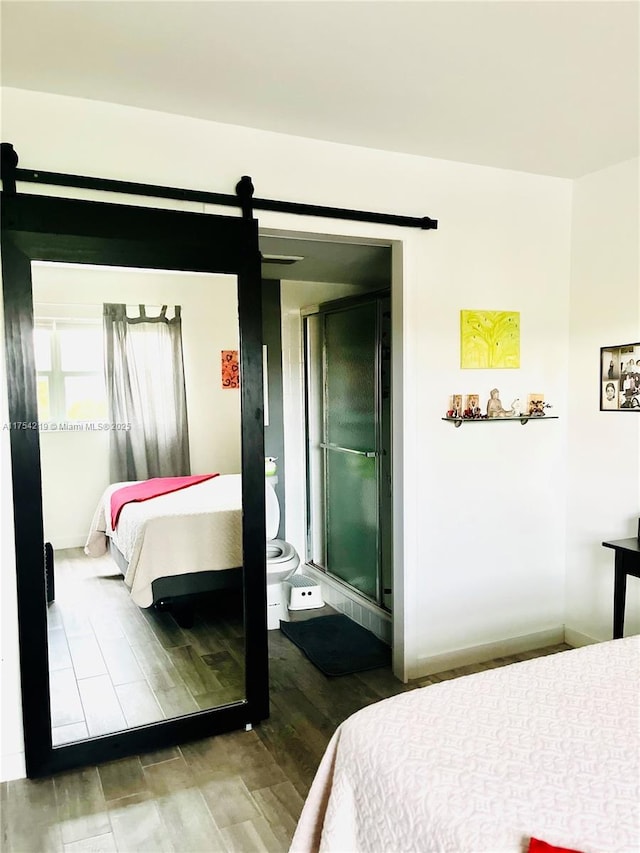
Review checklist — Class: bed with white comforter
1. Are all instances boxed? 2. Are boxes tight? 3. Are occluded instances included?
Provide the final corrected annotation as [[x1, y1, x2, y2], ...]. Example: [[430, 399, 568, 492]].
[[85, 474, 243, 607], [291, 636, 640, 853]]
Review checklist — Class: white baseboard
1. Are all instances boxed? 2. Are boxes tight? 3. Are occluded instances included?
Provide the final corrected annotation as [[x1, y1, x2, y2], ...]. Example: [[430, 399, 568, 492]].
[[563, 627, 601, 648], [0, 751, 26, 782], [407, 627, 566, 680]]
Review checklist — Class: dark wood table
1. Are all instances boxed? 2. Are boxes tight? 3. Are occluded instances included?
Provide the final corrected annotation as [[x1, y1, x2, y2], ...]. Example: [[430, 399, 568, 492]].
[[602, 538, 640, 639]]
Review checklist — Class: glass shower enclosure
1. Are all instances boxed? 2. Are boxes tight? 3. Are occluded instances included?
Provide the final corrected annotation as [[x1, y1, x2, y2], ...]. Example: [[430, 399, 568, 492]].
[[303, 291, 392, 611]]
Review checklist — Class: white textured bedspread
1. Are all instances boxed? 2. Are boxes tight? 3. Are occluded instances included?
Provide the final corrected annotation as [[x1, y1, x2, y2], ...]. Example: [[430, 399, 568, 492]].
[[85, 474, 242, 607], [291, 637, 640, 853]]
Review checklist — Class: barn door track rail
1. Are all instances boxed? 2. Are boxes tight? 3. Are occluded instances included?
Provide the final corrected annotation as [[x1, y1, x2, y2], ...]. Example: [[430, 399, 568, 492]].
[[1, 142, 438, 230]]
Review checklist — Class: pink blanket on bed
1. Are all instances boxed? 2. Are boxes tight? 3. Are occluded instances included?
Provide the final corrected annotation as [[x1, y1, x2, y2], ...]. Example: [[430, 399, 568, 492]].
[[110, 474, 218, 529]]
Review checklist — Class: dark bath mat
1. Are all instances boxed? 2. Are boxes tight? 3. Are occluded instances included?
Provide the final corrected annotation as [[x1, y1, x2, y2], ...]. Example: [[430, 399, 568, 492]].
[[279, 613, 391, 676]]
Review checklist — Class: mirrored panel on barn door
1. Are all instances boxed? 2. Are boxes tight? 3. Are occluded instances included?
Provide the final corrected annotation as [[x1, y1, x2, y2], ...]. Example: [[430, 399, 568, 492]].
[[32, 262, 246, 745]]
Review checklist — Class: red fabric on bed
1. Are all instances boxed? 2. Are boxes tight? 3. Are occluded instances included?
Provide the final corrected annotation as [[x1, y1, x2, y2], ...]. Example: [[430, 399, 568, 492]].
[[528, 838, 584, 853], [110, 474, 218, 529]]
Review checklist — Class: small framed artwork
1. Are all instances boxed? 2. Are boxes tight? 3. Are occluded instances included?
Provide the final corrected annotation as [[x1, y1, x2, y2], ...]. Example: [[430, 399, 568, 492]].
[[465, 393, 479, 409], [460, 309, 520, 369], [600, 343, 640, 411], [221, 349, 240, 388], [465, 394, 480, 415], [448, 394, 463, 417], [527, 394, 546, 416]]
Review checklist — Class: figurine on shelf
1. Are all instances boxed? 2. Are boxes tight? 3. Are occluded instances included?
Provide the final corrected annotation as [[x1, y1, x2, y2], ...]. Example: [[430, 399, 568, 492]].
[[486, 388, 513, 418], [511, 398, 522, 416]]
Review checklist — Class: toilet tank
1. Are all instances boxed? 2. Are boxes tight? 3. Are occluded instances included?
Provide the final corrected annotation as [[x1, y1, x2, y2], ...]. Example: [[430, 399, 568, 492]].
[[265, 481, 280, 541]]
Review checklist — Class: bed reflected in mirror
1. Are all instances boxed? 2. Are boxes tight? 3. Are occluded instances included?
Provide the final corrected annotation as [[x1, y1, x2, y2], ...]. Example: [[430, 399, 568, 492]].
[[32, 262, 247, 745]]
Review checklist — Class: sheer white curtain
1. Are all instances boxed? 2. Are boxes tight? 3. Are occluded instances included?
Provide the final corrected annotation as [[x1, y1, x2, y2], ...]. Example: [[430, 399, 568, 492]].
[[103, 304, 190, 482]]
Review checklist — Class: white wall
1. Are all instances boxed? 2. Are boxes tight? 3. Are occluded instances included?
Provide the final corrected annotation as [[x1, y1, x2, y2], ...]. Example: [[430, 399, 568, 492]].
[[565, 157, 640, 645], [32, 263, 240, 548], [402, 185, 572, 675], [1, 87, 576, 778]]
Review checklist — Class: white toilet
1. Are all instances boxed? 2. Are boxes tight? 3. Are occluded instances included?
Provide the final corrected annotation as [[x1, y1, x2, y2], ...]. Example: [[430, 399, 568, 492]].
[[265, 481, 299, 629]]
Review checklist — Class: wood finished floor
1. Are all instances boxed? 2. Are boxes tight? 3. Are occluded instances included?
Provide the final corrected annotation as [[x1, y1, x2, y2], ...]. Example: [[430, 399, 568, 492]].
[[1, 632, 571, 853], [48, 549, 245, 744]]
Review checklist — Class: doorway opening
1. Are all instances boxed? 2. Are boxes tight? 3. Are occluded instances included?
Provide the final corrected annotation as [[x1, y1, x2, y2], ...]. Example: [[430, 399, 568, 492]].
[[259, 231, 396, 642]]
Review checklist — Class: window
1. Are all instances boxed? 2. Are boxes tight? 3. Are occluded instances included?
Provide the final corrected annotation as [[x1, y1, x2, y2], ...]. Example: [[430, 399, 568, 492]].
[[34, 319, 107, 422]]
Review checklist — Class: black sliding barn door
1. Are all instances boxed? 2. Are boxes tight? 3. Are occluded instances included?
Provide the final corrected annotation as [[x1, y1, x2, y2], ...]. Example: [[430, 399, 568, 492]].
[[1, 191, 268, 777]]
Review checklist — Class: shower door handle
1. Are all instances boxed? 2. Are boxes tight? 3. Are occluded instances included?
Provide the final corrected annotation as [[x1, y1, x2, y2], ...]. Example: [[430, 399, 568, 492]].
[[321, 443, 378, 458]]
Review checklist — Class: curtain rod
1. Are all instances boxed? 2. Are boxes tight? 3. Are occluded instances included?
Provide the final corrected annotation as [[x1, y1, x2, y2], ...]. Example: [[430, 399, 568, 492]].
[[0, 145, 437, 231]]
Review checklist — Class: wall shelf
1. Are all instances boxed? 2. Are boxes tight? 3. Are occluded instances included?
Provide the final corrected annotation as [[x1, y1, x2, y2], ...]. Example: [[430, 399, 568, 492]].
[[442, 416, 559, 428]]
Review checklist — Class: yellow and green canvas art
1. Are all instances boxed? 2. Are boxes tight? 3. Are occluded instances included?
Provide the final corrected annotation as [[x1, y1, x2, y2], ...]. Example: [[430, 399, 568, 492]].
[[460, 310, 520, 369]]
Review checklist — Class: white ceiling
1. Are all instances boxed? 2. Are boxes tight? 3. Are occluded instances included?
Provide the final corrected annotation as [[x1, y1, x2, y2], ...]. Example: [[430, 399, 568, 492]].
[[1, 1, 638, 179]]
